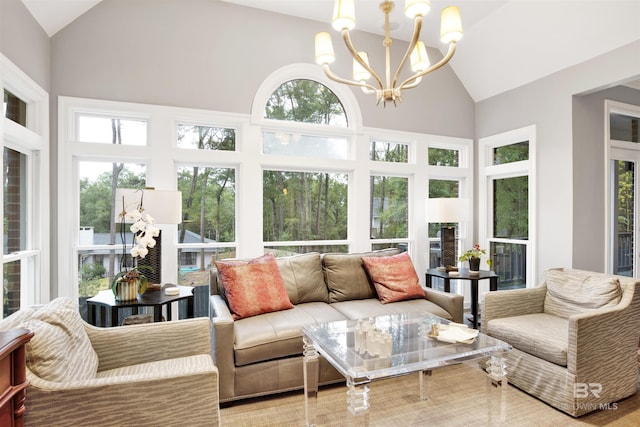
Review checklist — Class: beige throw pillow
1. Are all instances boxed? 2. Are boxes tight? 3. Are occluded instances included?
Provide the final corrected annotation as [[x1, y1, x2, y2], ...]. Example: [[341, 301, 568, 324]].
[[21, 297, 99, 382], [543, 268, 622, 318]]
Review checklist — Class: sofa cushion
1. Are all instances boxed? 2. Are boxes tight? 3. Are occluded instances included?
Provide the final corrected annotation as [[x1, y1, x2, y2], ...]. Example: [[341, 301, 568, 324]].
[[323, 248, 399, 303], [330, 298, 454, 321], [276, 252, 328, 305], [361, 252, 425, 304], [216, 253, 294, 320], [233, 302, 348, 366], [20, 297, 99, 382], [486, 313, 569, 366], [543, 268, 622, 319]]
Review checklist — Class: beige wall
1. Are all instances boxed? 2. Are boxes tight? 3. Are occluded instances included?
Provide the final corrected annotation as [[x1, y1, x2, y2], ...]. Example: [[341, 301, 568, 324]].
[[0, 0, 50, 90]]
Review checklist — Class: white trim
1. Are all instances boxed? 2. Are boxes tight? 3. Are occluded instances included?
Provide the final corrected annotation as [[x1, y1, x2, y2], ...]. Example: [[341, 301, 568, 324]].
[[479, 125, 537, 288], [0, 54, 50, 309]]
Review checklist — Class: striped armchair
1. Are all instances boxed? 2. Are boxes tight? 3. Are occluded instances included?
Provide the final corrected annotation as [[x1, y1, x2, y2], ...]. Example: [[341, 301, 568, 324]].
[[0, 297, 219, 426], [482, 268, 640, 417]]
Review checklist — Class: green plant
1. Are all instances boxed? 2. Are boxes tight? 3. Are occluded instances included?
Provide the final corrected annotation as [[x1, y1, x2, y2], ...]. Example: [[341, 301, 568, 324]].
[[459, 244, 486, 262]]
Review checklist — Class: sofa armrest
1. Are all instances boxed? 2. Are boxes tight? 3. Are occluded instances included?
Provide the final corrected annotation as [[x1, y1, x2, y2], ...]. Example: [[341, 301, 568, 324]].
[[26, 363, 219, 426], [210, 294, 236, 401], [85, 317, 211, 371], [481, 286, 547, 333], [425, 288, 464, 324]]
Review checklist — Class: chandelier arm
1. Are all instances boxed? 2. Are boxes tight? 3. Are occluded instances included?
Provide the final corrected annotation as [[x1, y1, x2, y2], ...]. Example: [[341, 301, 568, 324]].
[[321, 64, 378, 93], [391, 16, 423, 89], [341, 29, 384, 90], [398, 42, 457, 91]]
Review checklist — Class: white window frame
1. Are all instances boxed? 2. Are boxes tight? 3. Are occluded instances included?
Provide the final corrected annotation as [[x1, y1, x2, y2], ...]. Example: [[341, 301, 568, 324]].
[[479, 125, 537, 288], [1, 54, 50, 313], [58, 64, 474, 295]]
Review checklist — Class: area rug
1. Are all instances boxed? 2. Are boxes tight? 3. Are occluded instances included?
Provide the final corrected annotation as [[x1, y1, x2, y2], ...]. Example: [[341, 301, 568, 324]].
[[220, 361, 640, 426]]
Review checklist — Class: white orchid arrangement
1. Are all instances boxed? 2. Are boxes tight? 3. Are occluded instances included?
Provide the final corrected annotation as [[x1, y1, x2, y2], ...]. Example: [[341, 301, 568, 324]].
[[112, 191, 159, 296], [125, 208, 160, 259]]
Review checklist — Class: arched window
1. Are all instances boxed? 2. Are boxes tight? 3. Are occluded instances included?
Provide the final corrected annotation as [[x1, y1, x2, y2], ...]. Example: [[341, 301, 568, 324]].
[[264, 79, 347, 127]]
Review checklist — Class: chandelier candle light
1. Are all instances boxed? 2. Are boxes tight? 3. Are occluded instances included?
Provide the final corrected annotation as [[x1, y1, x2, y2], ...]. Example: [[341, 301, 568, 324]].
[[315, 0, 463, 106]]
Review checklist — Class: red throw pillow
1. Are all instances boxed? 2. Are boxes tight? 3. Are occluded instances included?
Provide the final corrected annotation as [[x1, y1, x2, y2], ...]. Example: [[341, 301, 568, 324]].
[[216, 253, 293, 320], [361, 252, 425, 304]]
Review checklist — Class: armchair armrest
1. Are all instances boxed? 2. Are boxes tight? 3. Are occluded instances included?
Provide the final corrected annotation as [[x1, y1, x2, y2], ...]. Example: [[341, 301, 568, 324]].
[[568, 286, 640, 377], [425, 288, 464, 323], [210, 294, 236, 401], [26, 360, 219, 426], [85, 317, 211, 371], [481, 286, 547, 332]]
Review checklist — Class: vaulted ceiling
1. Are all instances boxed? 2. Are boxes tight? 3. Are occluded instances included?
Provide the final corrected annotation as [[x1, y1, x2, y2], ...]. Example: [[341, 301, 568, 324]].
[[20, 0, 640, 101]]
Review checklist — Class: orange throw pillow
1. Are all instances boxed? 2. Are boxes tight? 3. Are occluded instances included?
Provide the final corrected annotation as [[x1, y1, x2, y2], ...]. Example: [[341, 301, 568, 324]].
[[216, 253, 293, 320], [361, 252, 425, 304]]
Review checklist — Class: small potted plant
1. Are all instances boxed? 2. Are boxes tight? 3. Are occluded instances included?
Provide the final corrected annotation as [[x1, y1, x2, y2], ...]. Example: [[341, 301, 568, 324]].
[[459, 243, 486, 273], [111, 195, 159, 301]]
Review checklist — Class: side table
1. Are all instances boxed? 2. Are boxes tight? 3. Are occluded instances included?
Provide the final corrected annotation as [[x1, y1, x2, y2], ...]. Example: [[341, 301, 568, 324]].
[[87, 285, 194, 327], [0, 328, 34, 427], [425, 268, 498, 328]]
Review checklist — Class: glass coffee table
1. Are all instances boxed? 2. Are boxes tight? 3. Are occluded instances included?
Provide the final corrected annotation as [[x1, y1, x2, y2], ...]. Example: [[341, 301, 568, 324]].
[[302, 313, 511, 426]]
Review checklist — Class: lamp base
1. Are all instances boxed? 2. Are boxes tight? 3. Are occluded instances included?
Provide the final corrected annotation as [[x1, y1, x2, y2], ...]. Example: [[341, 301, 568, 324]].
[[440, 226, 457, 270]]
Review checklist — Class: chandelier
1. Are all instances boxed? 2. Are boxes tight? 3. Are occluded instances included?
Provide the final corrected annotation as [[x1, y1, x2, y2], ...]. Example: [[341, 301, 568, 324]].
[[314, 0, 463, 106]]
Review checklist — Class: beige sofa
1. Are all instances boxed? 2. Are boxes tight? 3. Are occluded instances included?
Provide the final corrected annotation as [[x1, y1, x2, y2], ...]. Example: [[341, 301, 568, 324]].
[[0, 297, 220, 426], [209, 249, 463, 403], [482, 268, 640, 417]]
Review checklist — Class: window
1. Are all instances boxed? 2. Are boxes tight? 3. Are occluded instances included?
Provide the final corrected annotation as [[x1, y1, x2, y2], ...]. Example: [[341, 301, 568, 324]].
[[370, 140, 408, 163], [59, 64, 474, 310], [479, 126, 536, 289], [1, 55, 50, 317], [264, 79, 347, 126], [77, 115, 147, 145], [78, 160, 147, 301], [177, 164, 236, 275], [606, 101, 640, 276], [428, 147, 459, 167]]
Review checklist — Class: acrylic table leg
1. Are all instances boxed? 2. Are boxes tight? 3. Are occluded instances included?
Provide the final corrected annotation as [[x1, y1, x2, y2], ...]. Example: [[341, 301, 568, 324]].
[[346, 376, 370, 426], [419, 369, 433, 400], [303, 337, 320, 427], [486, 351, 508, 425]]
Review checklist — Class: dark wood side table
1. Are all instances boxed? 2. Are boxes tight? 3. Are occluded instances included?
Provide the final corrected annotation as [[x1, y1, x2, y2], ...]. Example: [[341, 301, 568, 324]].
[[425, 268, 499, 328], [87, 285, 194, 327], [0, 328, 34, 427]]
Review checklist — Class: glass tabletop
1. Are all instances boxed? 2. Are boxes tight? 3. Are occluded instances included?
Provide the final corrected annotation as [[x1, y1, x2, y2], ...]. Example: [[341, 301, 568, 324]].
[[301, 312, 510, 380]]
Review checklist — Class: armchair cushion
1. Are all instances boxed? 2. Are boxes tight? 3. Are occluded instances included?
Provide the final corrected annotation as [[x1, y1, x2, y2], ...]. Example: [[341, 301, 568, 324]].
[[21, 297, 99, 382], [544, 268, 621, 318], [486, 313, 569, 366]]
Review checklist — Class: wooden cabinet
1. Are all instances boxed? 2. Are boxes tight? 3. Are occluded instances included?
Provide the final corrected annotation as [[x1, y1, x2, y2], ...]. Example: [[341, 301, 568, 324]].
[[0, 329, 33, 427]]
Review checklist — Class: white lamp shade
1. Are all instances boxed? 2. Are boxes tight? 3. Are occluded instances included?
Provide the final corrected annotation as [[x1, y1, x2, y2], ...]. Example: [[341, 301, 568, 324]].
[[440, 6, 463, 44], [353, 51, 371, 82], [315, 32, 335, 65], [115, 188, 182, 224], [426, 198, 468, 223], [332, 0, 356, 31], [410, 41, 430, 73], [405, 0, 431, 18]]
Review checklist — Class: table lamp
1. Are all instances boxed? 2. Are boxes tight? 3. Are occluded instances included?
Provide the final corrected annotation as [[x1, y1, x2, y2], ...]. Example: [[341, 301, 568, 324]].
[[426, 198, 468, 271]]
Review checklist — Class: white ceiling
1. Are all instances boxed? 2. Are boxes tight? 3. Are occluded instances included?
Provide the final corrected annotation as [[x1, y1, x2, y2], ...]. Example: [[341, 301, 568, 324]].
[[20, 0, 640, 101]]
